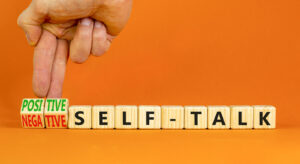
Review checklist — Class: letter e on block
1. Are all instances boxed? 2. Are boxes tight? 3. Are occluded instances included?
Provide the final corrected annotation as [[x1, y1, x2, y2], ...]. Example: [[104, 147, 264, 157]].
[[253, 105, 276, 129], [68, 106, 92, 129], [92, 105, 115, 129], [20, 98, 45, 128]]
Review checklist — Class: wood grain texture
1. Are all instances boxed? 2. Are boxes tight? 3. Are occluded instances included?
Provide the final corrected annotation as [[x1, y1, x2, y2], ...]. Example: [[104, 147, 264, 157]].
[[92, 105, 115, 129], [253, 105, 276, 129], [208, 106, 230, 129], [161, 106, 184, 129], [20, 98, 45, 128], [44, 98, 69, 128], [68, 105, 92, 129], [138, 105, 161, 129], [185, 106, 207, 129], [115, 105, 137, 129], [230, 106, 253, 129]]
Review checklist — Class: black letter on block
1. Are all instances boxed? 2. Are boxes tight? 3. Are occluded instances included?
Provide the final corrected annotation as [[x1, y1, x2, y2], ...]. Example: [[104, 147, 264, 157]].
[[99, 112, 108, 125], [191, 112, 202, 125], [238, 112, 247, 125], [212, 112, 225, 125], [146, 111, 155, 125], [123, 111, 131, 125], [260, 112, 270, 125], [75, 111, 84, 125]]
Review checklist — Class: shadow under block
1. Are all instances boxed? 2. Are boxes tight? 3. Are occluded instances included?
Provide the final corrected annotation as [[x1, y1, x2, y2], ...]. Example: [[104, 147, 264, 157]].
[[115, 105, 137, 129], [138, 105, 161, 129], [208, 106, 230, 129], [92, 105, 114, 129], [68, 105, 92, 129], [161, 106, 184, 129], [253, 105, 276, 129], [184, 106, 207, 129], [44, 98, 69, 128], [20, 98, 45, 128], [230, 106, 253, 129]]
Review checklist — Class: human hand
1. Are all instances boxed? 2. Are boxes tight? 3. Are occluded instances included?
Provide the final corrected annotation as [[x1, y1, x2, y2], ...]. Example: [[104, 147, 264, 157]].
[[17, 0, 132, 98]]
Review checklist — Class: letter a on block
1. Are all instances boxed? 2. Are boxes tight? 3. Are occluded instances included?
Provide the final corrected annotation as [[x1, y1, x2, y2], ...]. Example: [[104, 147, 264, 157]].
[[138, 105, 161, 129], [208, 106, 230, 129], [253, 105, 276, 129], [20, 98, 45, 128], [68, 106, 92, 129], [44, 98, 69, 128], [115, 105, 137, 129]]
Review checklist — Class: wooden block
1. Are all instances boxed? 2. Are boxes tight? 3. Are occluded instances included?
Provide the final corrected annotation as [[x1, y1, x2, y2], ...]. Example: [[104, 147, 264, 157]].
[[20, 98, 45, 128], [92, 105, 114, 129], [253, 105, 276, 129], [44, 98, 68, 128], [184, 106, 207, 129], [230, 106, 253, 129], [68, 105, 92, 129], [115, 105, 137, 129], [138, 105, 161, 129], [161, 106, 184, 129], [208, 106, 230, 129]]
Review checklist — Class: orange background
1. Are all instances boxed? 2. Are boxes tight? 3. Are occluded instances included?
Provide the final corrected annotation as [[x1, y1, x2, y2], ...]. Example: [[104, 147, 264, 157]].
[[1, 0, 300, 163]]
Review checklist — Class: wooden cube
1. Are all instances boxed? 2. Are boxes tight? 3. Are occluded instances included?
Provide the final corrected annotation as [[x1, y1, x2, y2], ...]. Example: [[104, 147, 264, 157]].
[[185, 106, 207, 129], [20, 98, 45, 128], [44, 98, 69, 128], [92, 105, 114, 129], [68, 105, 92, 129], [138, 105, 161, 129], [115, 105, 137, 129], [230, 106, 253, 129], [161, 106, 184, 129], [208, 106, 230, 129], [253, 105, 276, 129]]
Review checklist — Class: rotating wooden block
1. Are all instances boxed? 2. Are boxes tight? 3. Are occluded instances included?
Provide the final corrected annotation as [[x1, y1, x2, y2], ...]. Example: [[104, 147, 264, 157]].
[[20, 98, 45, 128], [44, 98, 69, 128], [115, 105, 137, 129], [208, 106, 230, 129], [68, 105, 92, 129], [253, 105, 276, 129], [185, 106, 207, 129], [161, 106, 184, 129], [230, 106, 253, 129], [92, 105, 115, 129], [138, 105, 161, 129]]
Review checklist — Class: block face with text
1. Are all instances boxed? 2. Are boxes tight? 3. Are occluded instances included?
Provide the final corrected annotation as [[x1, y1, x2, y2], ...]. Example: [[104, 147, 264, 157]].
[[230, 106, 253, 129], [253, 105, 276, 129], [162, 106, 184, 129], [115, 105, 137, 129], [44, 98, 69, 128], [185, 106, 207, 129], [208, 106, 230, 129], [138, 105, 161, 129], [20, 98, 45, 128], [68, 106, 92, 129], [92, 105, 115, 129]]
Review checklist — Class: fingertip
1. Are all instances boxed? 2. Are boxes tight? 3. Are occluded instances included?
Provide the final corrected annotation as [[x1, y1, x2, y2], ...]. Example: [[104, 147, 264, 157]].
[[32, 76, 49, 98]]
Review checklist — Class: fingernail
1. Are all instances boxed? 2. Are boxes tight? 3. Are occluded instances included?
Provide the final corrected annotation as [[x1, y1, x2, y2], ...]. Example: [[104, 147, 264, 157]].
[[81, 18, 92, 26], [94, 21, 103, 28]]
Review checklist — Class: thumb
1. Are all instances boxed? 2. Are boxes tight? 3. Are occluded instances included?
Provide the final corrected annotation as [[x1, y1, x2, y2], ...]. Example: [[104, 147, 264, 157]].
[[17, 1, 47, 46]]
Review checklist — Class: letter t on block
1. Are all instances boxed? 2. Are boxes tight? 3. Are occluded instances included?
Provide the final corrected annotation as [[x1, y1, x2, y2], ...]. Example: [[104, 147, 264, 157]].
[[185, 106, 207, 129], [253, 105, 276, 129]]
